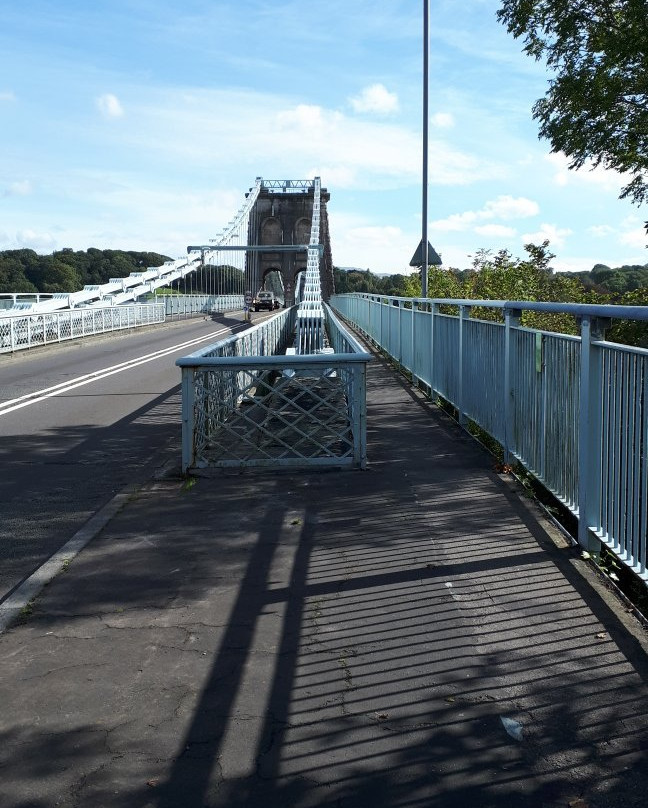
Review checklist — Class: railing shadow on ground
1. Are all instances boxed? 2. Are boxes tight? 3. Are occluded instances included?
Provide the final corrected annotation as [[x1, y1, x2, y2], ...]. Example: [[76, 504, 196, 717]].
[[2, 411, 648, 806], [2, 352, 648, 807], [157, 471, 648, 808]]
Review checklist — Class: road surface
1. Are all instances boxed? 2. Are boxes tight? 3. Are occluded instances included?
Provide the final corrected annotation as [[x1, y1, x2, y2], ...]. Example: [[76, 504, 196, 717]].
[[0, 312, 247, 602]]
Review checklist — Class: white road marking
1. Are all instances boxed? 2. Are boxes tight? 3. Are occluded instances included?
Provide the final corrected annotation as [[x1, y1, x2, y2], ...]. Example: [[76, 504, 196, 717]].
[[0, 323, 240, 416]]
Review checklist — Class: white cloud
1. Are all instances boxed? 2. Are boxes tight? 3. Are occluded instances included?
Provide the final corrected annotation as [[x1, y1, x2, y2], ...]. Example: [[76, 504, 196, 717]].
[[588, 225, 615, 238], [328, 213, 416, 273], [350, 83, 399, 115], [619, 227, 648, 249], [522, 223, 572, 248], [4, 180, 32, 196], [430, 195, 538, 233], [431, 112, 454, 129], [621, 213, 644, 229], [96, 93, 124, 119], [1, 229, 58, 252], [243, 100, 491, 188], [307, 165, 357, 189], [554, 257, 602, 273], [78, 88, 500, 200], [430, 211, 478, 232], [474, 224, 516, 238], [546, 152, 624, 194], [484, 195, 539, 219]]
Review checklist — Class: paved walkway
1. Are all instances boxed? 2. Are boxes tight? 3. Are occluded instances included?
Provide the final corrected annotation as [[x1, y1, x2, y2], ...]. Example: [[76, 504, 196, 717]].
[[2, 351, 648, 808]]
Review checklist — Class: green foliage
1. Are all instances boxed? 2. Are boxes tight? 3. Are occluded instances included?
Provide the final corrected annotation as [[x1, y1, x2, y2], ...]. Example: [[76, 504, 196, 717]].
[[606, 287, 648, 347], [200, 264, 244, 294], [497, 0, 648, 206], [562, 262, 648, 295], [463, 241, 586, 334], [0, 248, 171, 294], [333, 267, 386, 295], [412, 265, 465, 300]]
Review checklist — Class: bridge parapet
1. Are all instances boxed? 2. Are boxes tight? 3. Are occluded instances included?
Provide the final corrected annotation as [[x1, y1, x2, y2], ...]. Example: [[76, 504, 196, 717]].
[[332, 292, 648, 586], [0, 303, 165, 353], [176, 304, 370, 472]]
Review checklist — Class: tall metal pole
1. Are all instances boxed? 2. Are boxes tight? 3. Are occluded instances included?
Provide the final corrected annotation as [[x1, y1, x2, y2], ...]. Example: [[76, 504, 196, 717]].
[[422, 0, 429, 298]]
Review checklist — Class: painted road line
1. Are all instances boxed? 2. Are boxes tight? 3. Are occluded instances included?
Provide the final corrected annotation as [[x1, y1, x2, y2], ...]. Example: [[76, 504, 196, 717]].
[[0, 323, 244, 416]]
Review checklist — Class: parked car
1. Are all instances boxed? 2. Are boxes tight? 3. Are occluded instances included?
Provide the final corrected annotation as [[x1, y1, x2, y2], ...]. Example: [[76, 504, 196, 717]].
[[253, 291, 276, 312]]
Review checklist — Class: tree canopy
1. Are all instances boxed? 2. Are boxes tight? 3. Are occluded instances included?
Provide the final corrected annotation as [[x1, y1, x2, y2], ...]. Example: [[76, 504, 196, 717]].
[[0, 248, 171, 294], [497, 0, 648, 205]]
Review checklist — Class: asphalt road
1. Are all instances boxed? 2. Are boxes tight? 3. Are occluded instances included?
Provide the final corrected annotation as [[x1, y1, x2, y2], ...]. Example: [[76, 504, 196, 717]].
[[0, 311, 251, 603]]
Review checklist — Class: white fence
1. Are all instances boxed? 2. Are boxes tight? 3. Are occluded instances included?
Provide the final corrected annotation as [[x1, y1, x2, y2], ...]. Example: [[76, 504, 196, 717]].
[[158, 294, 244, 318], [0, 304, 165, 354]]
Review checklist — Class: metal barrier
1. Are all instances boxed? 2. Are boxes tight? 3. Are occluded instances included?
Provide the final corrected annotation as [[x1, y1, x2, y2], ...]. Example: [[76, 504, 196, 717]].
[[331, 293, 648, 583], [157, 294, 244, 318], [0, 303, 166, 354], [176, 304, 371, 471]]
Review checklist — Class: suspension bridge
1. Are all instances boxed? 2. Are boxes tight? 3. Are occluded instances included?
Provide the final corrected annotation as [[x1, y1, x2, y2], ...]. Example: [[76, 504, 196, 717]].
[[0, 177, 334, 316], [2, 175, 648, 806]]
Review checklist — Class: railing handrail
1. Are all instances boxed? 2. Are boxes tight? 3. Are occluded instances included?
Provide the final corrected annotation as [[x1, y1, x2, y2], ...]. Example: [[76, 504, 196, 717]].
[[331, 291, 648, 585], [176, 353, 371, 368], [177, 304, 371, 471], [346, 293, 648, 322]]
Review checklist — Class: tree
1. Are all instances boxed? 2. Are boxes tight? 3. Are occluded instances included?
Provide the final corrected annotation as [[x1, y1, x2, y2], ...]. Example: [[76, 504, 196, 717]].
[[497, 1, 648, 204], [407, 265, 464, 299], [0, 248, 171, 294], [465, 241, 586, 333]]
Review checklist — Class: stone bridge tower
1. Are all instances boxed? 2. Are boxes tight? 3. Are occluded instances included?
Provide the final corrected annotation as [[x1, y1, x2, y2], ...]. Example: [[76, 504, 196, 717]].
[[246, 180, 334, 307]]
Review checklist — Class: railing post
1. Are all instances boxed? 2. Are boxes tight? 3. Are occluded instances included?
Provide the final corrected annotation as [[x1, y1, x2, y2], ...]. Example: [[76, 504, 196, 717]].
[[429, 302, 437, 398], [353, 361, 368, 469], [504, 307, 521, 464], [411, 299, 418, 383], [578, 316, 607, 552], [181, 367, 196, 473], [397, 299, 402, 364], [458, 305, 470, 426]]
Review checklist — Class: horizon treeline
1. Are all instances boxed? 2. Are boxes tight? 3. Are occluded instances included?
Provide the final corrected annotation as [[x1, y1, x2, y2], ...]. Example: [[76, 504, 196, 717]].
[[0, 248, 172, 294], [334, 260, 648, 299], [335, 242, 648, 346], [2, 246, 647, 299]]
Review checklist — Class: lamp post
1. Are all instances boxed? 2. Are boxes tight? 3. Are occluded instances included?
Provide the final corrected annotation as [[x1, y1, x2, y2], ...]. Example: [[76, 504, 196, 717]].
[[421, 0, 429, 298]]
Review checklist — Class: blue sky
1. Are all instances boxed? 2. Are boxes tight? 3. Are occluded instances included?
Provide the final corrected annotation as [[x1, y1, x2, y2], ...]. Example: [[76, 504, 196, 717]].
[[1, 0, 646, 275]]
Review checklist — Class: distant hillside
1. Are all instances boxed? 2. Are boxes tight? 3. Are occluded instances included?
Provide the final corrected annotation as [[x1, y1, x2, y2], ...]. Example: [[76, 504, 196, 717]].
[[562, 262, 648, 295], [0, 248, 171, 294]]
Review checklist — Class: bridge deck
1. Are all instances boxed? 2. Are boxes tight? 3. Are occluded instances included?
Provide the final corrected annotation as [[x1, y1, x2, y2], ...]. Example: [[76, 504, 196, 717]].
[[1, 348, 648, 807]]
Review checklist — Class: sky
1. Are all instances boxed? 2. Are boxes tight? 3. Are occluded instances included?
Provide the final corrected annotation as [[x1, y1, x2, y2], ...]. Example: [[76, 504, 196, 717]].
[[1, 0, 647, 276]]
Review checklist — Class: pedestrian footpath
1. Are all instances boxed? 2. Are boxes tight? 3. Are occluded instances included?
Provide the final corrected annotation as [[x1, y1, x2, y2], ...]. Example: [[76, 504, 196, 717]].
[[1, 350, 648, 808]]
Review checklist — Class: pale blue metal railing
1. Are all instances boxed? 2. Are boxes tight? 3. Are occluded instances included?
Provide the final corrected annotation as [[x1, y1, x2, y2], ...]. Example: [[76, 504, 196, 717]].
[[331, 293, 648, 583], [176, 305, 371, 471]]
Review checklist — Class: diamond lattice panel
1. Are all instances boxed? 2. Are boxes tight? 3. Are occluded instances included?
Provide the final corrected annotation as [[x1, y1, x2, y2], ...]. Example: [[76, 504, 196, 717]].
[[196, 369, 353, 466]]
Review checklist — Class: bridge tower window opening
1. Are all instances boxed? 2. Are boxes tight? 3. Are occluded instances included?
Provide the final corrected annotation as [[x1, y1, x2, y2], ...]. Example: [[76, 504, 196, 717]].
[[294, 218, 311, 246], [261, 217, 282, 245]]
